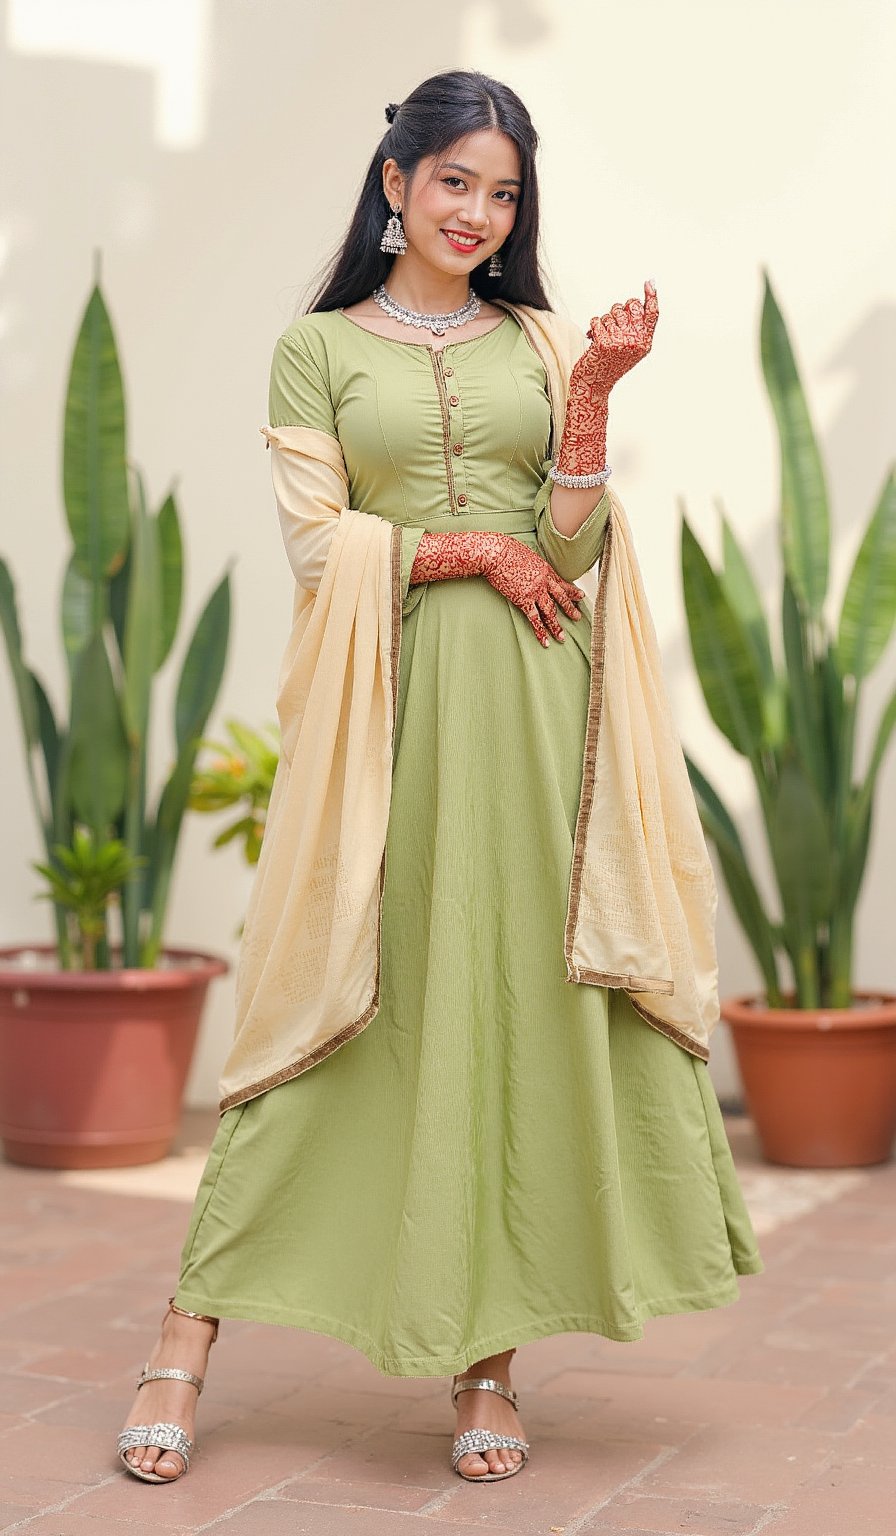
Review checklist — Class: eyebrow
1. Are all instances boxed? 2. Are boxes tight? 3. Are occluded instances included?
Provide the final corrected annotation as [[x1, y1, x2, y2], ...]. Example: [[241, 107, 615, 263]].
[[443, 160, 522, 188]]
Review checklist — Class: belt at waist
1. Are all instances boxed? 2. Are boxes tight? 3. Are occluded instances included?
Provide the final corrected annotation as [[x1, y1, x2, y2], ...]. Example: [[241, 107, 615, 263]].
[[405, 510, 537, 535]]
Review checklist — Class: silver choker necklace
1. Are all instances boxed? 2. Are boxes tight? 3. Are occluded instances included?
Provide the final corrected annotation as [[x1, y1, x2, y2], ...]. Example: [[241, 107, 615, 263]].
[[371, 283, 481, 337]]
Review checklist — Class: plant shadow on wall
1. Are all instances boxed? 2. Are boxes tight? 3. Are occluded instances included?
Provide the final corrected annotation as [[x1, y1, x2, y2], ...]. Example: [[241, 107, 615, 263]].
[[0, 253, 232, 1170], [680, 269, 896, 1170]]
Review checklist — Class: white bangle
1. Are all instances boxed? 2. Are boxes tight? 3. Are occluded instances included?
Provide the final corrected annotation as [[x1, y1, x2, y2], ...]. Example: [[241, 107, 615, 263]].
[[548, 463, 612, 488]]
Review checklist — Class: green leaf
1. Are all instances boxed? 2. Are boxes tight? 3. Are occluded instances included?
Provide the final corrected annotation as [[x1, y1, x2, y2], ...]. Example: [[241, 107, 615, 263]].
[[837, 466, 896, 679], [853, 682, 896, 828], [759, 270, 830, 619], [680, 512, 765, 757], [769, 755, 833, 947], [62, 283, 131, 589], [685, 753, 781, 1001], [782, 574, 830, 800], [174, 569, 232, 752], [68, 633, 129, 835], [61, 555, 95, 681], [121, 467, 161, 743], [155, 491, 183, 669], [32, 672, 60, 823], [718, 502, 786, 747], [0, 558, 40, 749]]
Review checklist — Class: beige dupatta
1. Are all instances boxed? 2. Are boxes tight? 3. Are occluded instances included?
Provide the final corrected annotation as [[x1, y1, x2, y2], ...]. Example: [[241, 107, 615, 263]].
[[217, 304, 719, 1112]]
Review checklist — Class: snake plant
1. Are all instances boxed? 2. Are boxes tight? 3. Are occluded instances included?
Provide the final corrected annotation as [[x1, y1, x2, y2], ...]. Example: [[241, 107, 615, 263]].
[[681, 270, 896, 1010], [0, 257, 232, 968]]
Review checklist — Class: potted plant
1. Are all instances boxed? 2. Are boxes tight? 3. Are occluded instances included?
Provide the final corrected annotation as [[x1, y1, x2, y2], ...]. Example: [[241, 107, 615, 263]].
[[680, 270, 896, 1168], [0, 257, 232, 1169]]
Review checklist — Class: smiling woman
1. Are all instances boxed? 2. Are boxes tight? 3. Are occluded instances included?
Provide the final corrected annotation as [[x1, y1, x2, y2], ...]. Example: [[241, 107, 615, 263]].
[[116, 67, 763, 1493]]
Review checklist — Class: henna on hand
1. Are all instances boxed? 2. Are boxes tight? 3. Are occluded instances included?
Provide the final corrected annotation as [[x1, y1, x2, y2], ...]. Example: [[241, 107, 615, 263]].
[[409, 530, 585, 648], [555, 279, 659, 480]]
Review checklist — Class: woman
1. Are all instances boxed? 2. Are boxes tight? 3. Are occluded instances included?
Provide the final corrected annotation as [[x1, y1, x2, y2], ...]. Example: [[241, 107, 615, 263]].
[[117, 68, 763, 1487]]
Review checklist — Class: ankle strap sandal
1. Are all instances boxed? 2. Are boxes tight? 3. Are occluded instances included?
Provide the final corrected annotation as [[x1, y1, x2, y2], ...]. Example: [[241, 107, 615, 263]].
[[117, 1298, 220, 1483], [450, 1375, 530, 1481]]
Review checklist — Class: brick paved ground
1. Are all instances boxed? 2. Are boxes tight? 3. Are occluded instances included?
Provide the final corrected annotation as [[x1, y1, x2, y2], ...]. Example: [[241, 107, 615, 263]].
[[0, 1112, 893, 1535]]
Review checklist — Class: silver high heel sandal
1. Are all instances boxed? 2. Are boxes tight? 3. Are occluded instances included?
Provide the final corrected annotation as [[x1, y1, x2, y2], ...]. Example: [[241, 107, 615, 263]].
[[450, 1373, 530, 1481], [117, 1297, 220, 1483]]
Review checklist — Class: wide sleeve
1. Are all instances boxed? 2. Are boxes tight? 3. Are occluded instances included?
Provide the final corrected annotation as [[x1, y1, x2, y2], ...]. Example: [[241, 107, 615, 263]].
[[533, 460, 610, 582], [267, 328, 425, 610]]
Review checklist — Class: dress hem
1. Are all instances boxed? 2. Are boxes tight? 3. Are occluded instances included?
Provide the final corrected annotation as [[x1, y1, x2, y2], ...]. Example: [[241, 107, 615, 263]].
[[174, 1255, 765, 1379]]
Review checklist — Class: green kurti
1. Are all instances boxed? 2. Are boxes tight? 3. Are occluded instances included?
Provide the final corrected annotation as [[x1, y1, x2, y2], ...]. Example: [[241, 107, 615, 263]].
[[175, 309, 763, 1375]]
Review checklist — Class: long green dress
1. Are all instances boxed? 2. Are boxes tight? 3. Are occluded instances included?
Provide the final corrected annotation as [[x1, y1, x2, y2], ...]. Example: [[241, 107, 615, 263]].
[[174, 308, 763, 1376]]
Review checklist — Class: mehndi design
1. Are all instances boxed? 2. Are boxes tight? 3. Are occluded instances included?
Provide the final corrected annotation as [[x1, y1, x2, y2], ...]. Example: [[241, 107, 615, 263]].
[[554, 280, 660, 480], [409, 531, 584, 647]]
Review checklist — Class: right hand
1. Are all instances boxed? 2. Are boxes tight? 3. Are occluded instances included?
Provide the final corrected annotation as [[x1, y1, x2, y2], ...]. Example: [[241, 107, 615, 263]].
[[482, 535, 585, 647]]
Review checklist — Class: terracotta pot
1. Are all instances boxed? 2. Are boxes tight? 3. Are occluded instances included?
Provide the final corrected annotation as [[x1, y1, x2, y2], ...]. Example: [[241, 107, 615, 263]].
[[721, 988, 896, 1168], [0, 944, 228, 1169]]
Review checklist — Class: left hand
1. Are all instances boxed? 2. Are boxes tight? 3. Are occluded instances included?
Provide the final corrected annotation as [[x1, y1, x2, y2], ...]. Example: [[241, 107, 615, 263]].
[[571, 280, 660, 402]]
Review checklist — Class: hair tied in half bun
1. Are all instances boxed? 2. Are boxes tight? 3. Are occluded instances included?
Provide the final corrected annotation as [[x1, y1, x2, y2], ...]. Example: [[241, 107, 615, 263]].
[[385, 102, 401, 124]]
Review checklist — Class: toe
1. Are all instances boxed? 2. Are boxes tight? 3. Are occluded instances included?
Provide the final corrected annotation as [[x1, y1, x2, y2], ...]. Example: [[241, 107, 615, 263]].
[[155, 1453, 185, 1478], [458, 1451, 489, 1477], [484, 1449, 508, 1473]]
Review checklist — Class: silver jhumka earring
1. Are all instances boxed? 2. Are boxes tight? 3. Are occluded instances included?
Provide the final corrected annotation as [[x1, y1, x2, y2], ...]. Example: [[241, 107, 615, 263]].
[[380, 204, 408, 255], [488, 249, 503, 278]]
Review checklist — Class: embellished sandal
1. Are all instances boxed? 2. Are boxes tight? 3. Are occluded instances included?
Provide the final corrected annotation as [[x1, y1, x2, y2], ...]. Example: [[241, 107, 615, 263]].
[[117, 1297, 220, 1483], [450, 1374, 530, 1481]]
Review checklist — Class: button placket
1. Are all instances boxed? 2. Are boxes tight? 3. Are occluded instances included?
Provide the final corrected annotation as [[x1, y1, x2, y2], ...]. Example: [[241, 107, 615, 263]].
[[429, 346, 468, 515], [444, 351, 467, 512]]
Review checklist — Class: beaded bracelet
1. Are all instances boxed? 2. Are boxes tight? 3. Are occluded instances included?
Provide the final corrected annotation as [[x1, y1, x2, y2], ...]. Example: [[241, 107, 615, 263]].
[[548, 463, 613, 489]]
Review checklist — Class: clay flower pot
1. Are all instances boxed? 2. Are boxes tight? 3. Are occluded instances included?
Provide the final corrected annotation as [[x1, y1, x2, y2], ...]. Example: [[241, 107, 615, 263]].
[[0, 943, 228, 1169], [721, 989, 896, 1168]]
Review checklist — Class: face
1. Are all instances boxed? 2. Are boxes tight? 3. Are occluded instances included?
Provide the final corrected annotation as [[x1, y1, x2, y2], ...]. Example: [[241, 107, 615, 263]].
[[383, 128, 521, 275]]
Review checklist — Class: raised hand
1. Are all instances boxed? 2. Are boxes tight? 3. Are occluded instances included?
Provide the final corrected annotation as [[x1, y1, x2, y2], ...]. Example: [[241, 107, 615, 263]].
[[409, 530, 584, 647], [577, 280, 659, 398], [554, 280, 659, 481]]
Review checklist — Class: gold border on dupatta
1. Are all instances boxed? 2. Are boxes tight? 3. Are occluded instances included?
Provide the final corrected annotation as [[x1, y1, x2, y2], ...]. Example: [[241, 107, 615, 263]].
[[496, 300, 710, 1066], [217, 524, 405, 1112]]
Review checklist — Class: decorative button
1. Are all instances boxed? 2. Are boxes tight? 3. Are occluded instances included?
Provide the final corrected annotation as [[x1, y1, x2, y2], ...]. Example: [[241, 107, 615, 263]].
[[444, 366, 454, 377], [452, 442, 464, 456], [449, 394, 460, 407], [457, 493, 468, 506]]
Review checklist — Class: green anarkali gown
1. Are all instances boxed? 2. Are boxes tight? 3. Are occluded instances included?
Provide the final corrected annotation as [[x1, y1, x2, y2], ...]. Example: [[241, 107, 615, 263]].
[[174, 308, 763, 1376]]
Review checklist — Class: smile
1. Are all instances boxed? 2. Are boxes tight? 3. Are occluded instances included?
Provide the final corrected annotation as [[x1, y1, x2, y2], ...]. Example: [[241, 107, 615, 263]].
[[441, 230, 485, 252]]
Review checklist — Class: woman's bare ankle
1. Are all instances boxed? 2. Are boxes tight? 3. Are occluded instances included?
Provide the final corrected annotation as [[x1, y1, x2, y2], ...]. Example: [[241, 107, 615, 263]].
[[457, 1347, 515, 1383]]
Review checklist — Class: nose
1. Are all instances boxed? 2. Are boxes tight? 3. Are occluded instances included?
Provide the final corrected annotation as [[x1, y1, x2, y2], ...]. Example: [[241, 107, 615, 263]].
[[457, 195, 490, 232]]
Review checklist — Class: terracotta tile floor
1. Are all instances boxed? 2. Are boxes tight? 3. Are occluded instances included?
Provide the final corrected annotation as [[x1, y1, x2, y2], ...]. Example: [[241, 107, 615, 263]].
[[1, 1111, 894, 1535]]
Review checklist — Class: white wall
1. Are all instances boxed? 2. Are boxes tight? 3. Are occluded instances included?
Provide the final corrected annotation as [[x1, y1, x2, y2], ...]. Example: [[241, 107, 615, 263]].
[[1, 0, 893, 1107]]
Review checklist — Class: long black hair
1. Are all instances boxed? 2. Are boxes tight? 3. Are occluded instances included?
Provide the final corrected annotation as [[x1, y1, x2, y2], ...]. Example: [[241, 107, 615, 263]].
[[303, 70, 552, 314]]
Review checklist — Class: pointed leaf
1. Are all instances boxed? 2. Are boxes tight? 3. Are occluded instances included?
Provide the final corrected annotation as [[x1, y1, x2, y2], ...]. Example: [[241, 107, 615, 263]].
[[121, 467, 161, 743], [155, 491, 183, 669], [63, 283, 131, 586], [759, 271, 830, 618], [837, 466, 896, 680], [681, 513, 764, 757], [174, 570, 231, 751]]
